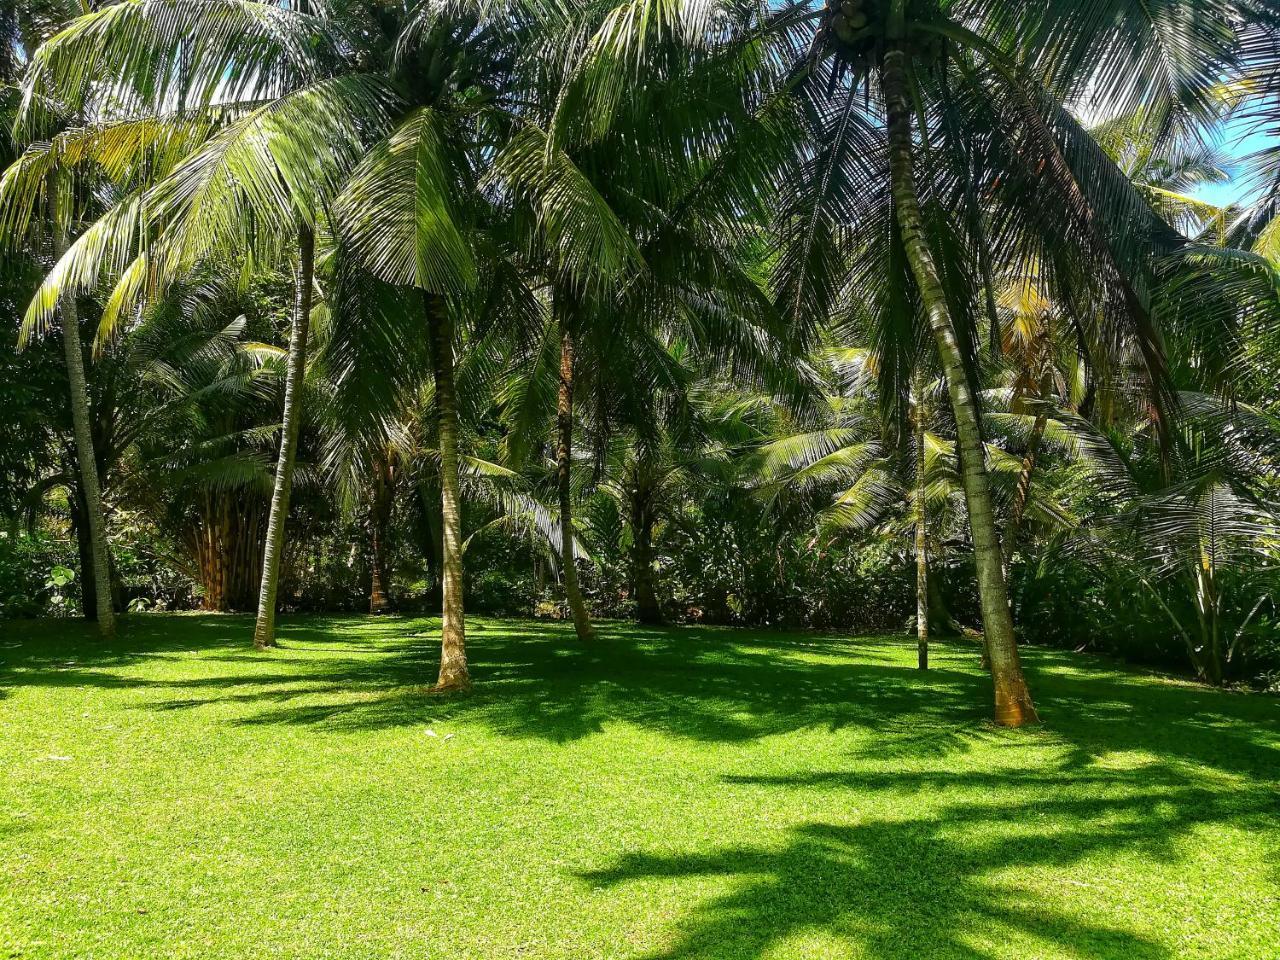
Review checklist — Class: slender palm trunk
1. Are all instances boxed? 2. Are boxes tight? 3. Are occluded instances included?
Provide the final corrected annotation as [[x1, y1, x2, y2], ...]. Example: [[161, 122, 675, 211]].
[[369, 454, 392, 614], [914, 399, 928, 670], [630, 481, 662, 625], [1003, 406, 1048, 570], [427, 293, 470, 691], [1194, 560, 1223, 684], [882, 35, 1037, 725], [556, 316, 595, 641], [52, 191, 115, 639], [253, 224, 315, 650]]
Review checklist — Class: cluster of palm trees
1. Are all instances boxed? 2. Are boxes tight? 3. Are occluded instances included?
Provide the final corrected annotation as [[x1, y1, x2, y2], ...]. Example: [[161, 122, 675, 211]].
[[2, 0, 1279, 725]]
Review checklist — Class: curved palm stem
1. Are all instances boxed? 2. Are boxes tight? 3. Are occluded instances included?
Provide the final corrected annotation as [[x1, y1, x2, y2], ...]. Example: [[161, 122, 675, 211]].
[[252, 222, 314, 650]]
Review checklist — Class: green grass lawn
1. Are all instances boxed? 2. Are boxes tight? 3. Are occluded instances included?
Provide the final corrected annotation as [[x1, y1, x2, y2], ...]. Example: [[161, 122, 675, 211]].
[[1, 615, 1277, 959]]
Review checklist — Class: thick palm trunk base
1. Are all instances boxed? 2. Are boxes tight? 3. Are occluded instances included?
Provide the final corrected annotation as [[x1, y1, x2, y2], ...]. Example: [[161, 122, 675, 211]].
[[253, 224, 315, 650], [427, 293, 470, 693], [556, 320, 595, 642], [882, 37, 1036, 725]]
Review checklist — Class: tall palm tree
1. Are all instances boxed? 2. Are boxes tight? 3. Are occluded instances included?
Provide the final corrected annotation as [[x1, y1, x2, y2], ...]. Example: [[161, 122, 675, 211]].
[[0, 4, 117, 637], [644, 0, 1253, 724], [48, 178, 116, 637], [8, 0, 541, 687]]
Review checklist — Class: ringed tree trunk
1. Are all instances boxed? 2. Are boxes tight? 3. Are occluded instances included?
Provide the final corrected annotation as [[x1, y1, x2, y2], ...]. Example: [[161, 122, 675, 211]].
[[914, 394, 928, 671], [555, 313, 596, 641], [253, 223, 315, 650], [426, 292, 470, 692], [369, 452, 393, 614], [52, 191, 115, 639], [881, 34, 1038, 725], [630, 477, 662, 625]]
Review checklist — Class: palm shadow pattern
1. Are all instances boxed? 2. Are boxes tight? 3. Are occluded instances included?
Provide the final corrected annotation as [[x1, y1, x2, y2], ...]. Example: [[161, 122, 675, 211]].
[[584, 758, 1278, 959], [2, 614, 1278, 958]]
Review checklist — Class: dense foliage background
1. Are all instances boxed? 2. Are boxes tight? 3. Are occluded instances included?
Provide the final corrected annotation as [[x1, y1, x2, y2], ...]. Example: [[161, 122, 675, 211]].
[[2, 0, 1279, 698]]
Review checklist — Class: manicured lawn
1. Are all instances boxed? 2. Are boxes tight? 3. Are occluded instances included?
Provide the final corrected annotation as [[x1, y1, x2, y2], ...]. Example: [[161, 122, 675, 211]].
[[0, 615, 1277, 959]]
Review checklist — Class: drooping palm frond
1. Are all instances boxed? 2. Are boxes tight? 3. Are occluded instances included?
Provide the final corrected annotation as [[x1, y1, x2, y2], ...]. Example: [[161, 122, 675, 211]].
[[486, 122, 645, 294], [19, 0, 352, 134], [337, 106, 476, 294]]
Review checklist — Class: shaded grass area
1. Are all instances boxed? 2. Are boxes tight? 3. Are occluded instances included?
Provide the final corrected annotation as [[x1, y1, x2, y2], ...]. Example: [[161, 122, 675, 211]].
[[1, 614, 1277, 959]]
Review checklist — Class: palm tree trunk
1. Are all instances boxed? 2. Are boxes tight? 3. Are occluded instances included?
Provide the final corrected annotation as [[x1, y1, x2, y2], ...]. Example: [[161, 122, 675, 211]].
[[52, 191, 115, 640], [369, 453, 392, 614], [556, 314, 596, 641], [882, 35, 1037, 725], [426, 292, 470, 691], [914, 399, 928, 671], [252, 223, 315, 650], [630, 482, 662, 625], [1003, 406, 1048, 570]]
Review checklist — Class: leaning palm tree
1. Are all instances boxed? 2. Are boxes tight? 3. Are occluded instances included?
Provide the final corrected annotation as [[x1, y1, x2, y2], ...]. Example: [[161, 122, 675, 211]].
[[8, 0, 543, 687], [574, 0, 1253, 724]]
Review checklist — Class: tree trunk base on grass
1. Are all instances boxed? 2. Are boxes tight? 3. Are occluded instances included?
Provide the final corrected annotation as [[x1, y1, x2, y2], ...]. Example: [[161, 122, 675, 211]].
[[431, 672, 472, 695], [994, 678, 1040, 727]]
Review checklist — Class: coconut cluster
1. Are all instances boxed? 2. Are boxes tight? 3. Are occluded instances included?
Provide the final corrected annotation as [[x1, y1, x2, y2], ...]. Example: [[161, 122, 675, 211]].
[[823, 0, 948, 67], [824, 0, 879, 56]]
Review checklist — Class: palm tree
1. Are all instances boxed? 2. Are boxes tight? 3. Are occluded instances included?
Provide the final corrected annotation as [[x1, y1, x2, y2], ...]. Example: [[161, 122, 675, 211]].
[[250, 223, 316, 646], [0, 4, 117, 637], [48, 180, 116, 638], [705, 0, 1251, 724], [9, 0, 544, 687]]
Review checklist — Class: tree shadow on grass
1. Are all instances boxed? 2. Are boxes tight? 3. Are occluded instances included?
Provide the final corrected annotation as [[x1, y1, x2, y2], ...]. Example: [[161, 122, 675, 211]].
[[217, 622, 992, 744], [3, 614, 1278, 780], [581, 760, 1278, 960], [4, 615, 1278, 956]]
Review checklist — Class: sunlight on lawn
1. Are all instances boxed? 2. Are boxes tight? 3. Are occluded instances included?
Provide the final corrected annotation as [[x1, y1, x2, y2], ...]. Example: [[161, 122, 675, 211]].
[[1, 614, 1277, 959]]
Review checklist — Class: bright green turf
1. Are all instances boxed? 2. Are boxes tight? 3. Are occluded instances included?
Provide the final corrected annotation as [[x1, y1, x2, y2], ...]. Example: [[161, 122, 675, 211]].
[[1, 615, 1277, 959]]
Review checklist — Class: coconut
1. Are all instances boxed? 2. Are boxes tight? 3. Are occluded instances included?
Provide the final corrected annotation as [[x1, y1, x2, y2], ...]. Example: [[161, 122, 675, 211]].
[[832, 18, 857, 43]]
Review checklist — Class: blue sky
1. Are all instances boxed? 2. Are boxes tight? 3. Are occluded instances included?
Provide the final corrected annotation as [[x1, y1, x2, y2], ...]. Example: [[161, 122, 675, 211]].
[[1194, 114, 1273, 206]]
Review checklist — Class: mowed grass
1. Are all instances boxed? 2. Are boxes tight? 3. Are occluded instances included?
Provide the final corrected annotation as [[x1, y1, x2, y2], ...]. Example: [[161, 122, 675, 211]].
[[1, 615, 1278, 960]]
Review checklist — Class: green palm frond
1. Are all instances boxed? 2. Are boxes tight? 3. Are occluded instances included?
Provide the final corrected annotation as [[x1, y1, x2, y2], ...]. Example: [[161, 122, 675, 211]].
[[20, 0, 349, 132], [337, 106, 476, 293], [487, 123, 645, 292]]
